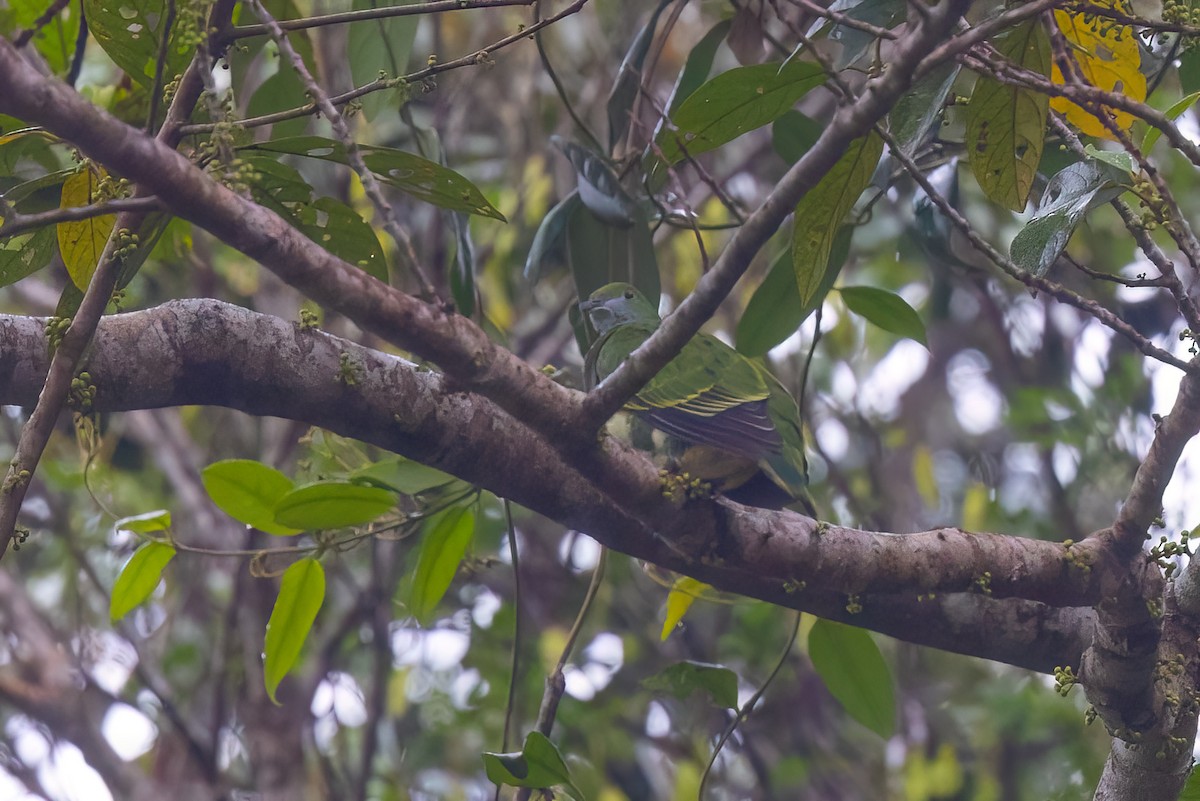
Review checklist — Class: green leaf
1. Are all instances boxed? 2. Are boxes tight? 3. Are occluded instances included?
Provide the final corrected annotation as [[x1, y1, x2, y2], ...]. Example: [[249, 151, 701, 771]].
[[608, 0, 672, 150], [0, 0, 81, 75], [245, 136, 506, 221], [110, 542, 175, 621], [736, 226, 851, 356], [667, 19, 732, 115], [1009, 160, 1127, 278], [965, 21, 1050, 211], [57, 165, 115, 290], [349, 0, 418, 121], [1182, 49, 1200, 95], [263, 558, 325, 703], [838, 286, 927, 346], [1180, 766, 1200, 800], [0, 226, 56, 288], [114, 509, 172, 534], [793, 132, 882, 306], [83, 0, 190, 85], [772, 109, 824, 164], [826, 0, 907, 69], [1141, 91, 1200, 154], [808, 618, 896, 738], [351, 457, 455, 495], [565, 201, 660, 309], [242, 157, 387, 281], [483, 732, 584, 801], [201, 459, 302, 536], [1082, 144, 1135, 174], [273, 480, 395, 530], [524, 190, 580, 284], [409, 506, 475, 623], [890, 62, 959, 155], [659, 61, 826, 163], [642, 660, 739, 709]]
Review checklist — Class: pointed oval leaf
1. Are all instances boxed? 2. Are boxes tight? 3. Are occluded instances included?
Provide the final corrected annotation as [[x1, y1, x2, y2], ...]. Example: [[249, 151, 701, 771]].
[[659, 61, 826, 163], [201, 459, 301, 536], [1141, 91, 1200, 154], [409, 506, 475, 623], [524, 190, 581, 283], [642, 660, 738, 709], [273, 480, 395, 530], [351, 457, 454, 495], [667, 19, 733, 116], [772, 109, 824, 164], [965, 21, 1050, 211], [660, 576, 708, 640], [793, 132, 882, 306], [110, 542, 175, 621], [57, 165, 116, 290], [349, 0, 418, 120], [245, 137, 505, 221], [114, 509, 172, 534], [890, 62, 960, 156], [83, 0, 190, 85], [484, 732, 583, 801], [737, 226, 851, 356], [264, 558, 325, 703], [838, 286, 927, 346], [808, 618, 896, 738], [608, 0, 672, 150]]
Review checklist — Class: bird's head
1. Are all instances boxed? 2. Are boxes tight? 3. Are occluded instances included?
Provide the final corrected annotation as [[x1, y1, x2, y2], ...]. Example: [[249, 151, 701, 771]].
[[578, 283, 660, 334]]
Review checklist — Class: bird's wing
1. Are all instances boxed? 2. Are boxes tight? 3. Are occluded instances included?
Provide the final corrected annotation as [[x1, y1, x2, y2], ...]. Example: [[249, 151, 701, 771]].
[[630, 335, 782, 461]]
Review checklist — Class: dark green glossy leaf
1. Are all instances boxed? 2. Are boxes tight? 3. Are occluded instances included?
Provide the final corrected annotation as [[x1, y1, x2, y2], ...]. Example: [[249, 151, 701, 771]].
[[772, 110, 824, 164], [246, 136, 506, 221], [667, 19, 732, 116], [890, 62, 959, 155], [349, 0, 417, 120], [659, 61, 826, 164], [794, 132, 882, 305], [110, 542, 175, 621], [642, 660, 739, 709], [736, 226, 850, 356], [201, 459, 302, 536], [0, 0, 81, 75], [242, 156, 387, 281], [83, 0, 190, 85], [839, 285, 927, 346], [484, 732, 583, 801], [809, 618, 896, 738], [1179, 767, 1200, 800], [1182, 48, 1200, 95], [351, 457, 454, 495], [524, 190, 580, 283], [1010, 160, 1127, 277], [409, 506, 475, 623], [264, 558, 325, 703], [965, 21, 1050, 211], [0, 225, 56, 288], [273, 481, 395, 530], [565, 201, 660, 308], [826, 0, 906, 69]]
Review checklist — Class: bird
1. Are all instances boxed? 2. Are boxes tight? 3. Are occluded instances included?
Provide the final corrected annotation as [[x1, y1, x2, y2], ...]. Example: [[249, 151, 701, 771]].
[[579, 283, 813, 513]]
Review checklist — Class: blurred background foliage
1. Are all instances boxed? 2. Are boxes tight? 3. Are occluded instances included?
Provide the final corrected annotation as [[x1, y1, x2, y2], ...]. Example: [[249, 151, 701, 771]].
[[3, 0, 1186, 796]]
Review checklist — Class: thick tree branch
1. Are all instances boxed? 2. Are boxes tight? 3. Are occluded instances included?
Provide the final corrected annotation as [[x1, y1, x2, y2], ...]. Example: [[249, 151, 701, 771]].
[[0, 300, 1101, 672]]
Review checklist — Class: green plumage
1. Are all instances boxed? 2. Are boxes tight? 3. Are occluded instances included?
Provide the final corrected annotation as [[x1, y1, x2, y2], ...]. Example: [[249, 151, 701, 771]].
[[580, 283, 811, 512]]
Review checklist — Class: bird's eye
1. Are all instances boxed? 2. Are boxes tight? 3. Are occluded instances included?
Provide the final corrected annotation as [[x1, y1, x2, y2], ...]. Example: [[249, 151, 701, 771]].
[[623, 289, 634, 299]]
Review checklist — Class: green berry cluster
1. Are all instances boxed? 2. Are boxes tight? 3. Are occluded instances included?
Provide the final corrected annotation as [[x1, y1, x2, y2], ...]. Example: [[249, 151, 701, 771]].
[[11, 526, 30, 552], [1163, 0, 1200, 28], [1149, 532, 1191, 576], [1053, 665, 1078, 696], [337, 352, 362, 386], [69, 371, 97, 413], [44, 316, 71, 351]]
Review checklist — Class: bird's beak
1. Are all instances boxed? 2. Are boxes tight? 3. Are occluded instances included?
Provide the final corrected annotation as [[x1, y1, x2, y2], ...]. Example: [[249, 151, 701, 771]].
[[578, 298, 600, 313]]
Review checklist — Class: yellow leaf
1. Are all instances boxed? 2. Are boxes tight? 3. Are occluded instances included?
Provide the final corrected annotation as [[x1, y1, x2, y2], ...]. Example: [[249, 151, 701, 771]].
[[1050, 0, 1146, 139], [57, 164, 116, 290], [661, 577, 710, 641], [961, 482, 990, 531], [913, 445, 939, 508]]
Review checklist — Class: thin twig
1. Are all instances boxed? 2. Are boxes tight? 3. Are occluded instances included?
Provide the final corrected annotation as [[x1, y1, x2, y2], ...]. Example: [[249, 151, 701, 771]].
[[246, 0, 438, 297], [535, 0, 604, 154], [228, 0, 535, 39], [494, 499, 522, 801], [0, 196, 162, 240]]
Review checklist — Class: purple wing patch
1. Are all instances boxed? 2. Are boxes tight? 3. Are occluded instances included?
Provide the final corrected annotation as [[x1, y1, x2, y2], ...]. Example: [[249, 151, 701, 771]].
[[639, 399, 781, 461]]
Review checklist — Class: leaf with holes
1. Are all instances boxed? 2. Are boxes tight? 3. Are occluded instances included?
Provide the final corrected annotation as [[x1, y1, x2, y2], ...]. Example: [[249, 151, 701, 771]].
[[1050, 0, 1145, 139], [83, 0, 190, 85], [57, 165, 116, 290], [245, 137, 505, 221], [966, 21, 1049, 211]]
